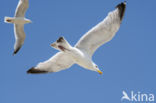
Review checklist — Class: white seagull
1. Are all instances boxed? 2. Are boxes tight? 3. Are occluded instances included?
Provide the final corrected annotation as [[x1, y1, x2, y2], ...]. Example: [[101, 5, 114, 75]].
[[4, 0, 31, 55], [27, 2, 126, 74]]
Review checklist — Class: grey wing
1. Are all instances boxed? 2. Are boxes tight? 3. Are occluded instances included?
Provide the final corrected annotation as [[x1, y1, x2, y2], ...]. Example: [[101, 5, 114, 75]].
[[13, 24, 26, 54], [75, 2, 126, 57], [15, 0, 29, 17], [27, 52, 75, 74]]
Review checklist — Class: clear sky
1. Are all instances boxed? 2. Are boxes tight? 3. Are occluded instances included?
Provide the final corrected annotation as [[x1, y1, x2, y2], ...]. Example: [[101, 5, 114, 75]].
[[0, 0, 156, 103]]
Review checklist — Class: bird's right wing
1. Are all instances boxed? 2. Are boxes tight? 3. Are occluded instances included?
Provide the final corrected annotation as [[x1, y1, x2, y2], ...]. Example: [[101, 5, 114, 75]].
[[15, 0, 29, 17], [75, 2, 126, 57], [27, 52, 75, 74], [13, 24, 26, 54]]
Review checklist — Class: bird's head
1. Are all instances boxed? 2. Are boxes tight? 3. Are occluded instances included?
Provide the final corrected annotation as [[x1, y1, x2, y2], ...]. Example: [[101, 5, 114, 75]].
[[93, 63, 103, 75], [25, 19, 32, 23]]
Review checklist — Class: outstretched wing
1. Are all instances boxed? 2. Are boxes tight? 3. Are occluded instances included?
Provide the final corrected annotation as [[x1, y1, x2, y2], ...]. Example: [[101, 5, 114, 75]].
[[13, 24, 26, 54], [15, 0, 29, 17], [75, 2, 126, 57], [27, 52, 75, 74]]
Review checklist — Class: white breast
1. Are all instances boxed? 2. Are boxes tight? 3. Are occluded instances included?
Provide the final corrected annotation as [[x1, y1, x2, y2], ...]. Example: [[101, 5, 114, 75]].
[[14, 17, 27, 24], [69, 47, 93, 69]]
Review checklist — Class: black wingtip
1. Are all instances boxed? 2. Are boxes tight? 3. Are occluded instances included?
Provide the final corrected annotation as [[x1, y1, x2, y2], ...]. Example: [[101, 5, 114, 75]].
[[13, 47, 21, 55], [116, 1, 126, 21], [27, 67, 48, 74]]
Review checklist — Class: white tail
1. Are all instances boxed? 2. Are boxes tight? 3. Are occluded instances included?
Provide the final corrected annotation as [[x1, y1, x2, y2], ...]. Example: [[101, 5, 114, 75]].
[[51, 37, 72, 52], [4, 16, 14, 23]]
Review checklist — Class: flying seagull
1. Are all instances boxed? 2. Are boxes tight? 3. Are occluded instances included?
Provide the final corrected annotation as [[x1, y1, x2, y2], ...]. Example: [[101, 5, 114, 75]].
[[27, 2, 126, 74], [4, 0, 31, 55]]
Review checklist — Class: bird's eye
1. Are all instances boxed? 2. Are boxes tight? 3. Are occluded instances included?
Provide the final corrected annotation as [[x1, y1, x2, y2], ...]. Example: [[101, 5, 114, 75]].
[[95, 65, 98, 68]]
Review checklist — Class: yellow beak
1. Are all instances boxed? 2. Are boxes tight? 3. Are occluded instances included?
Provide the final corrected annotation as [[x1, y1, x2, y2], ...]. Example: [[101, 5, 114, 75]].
[[97, 70, 103, 75]]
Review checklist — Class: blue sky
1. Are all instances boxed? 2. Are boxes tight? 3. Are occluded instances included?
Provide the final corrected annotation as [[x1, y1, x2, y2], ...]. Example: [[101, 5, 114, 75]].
[[0, 0, 156, 103]]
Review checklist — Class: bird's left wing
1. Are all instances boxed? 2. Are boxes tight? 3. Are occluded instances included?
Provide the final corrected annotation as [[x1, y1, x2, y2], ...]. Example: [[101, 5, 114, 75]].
[[75, 2, 126, 57], [15, 0, 29, 17], [13, 24, 26, 54], [27, 52, 75, 74]]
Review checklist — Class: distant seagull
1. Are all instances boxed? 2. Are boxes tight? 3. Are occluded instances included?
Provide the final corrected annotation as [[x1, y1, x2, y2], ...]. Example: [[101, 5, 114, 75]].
[[121, 91, 131, 101], [27, 2, 126, 74], [4, 0, 31, 55]]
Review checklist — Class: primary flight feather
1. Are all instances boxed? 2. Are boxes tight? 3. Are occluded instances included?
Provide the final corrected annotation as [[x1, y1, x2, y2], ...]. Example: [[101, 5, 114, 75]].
[[4, 0, 31, 55], [27, 2, 126, 74]]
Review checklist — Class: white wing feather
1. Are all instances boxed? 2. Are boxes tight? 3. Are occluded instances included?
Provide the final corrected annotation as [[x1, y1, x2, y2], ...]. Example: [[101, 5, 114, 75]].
[[13, 24, 26, 54], [75, 3, 126, 57], [15, 0, 29, 17], [27, 52, 74, 73]]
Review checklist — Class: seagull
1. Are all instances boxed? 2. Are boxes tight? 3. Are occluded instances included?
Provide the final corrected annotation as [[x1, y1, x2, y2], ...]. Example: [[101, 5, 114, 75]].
[[27, 2, 126, 74], [121, 91, 131, 101], [4, 0, 31, 55]]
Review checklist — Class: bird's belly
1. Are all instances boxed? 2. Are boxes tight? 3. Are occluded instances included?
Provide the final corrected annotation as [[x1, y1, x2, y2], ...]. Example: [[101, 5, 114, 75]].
[[72, 54, 91, 69], [14, 18, 26, 24], [68, 48, 92, 69]]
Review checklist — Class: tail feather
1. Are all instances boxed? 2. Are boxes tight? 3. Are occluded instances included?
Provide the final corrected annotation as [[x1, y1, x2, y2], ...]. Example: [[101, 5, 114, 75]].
[[4, 16, 14, 23], [51, 37, 72, 52]]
